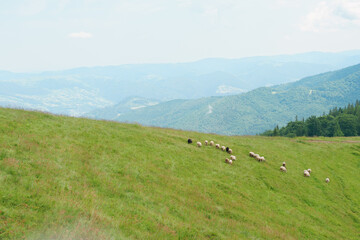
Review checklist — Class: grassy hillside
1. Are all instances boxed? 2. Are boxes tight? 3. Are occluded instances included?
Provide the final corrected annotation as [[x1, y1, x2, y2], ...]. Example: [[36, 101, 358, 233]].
[[116, 64, 360, 135], [0, 108, 359, 239]]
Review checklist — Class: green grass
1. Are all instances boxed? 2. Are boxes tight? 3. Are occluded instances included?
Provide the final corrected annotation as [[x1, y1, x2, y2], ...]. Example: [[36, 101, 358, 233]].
[[0, 108, 359, 239]]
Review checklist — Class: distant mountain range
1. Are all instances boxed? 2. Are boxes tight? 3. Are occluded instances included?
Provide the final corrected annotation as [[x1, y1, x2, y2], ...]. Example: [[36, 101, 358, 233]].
[[2, 50, 360, 116], [113, 64, 360, 135]]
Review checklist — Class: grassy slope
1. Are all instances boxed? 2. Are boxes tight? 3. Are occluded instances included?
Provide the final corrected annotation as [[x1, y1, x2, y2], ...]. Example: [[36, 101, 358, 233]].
[[0, 108, 359, 239]]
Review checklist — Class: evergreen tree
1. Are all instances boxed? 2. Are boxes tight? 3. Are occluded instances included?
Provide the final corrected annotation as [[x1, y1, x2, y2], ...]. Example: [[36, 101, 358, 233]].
[[295, 121, 306, 136], [338, 114, 358, 136], [333, 121, 344, 137], [273, 125, 279, 136], [306, 116, 321, 136], [328, 120, 344, 137]]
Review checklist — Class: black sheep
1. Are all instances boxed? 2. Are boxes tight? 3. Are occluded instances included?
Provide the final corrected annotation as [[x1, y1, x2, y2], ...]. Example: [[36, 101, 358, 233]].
[[188, 139, 193, 144], [226, 147, 229, 152]]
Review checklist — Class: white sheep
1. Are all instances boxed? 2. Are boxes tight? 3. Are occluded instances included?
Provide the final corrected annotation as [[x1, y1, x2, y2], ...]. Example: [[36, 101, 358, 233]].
[[307, 169, 312, 173], [225, 158, 230, 163], [228, 159, 233, 165], [282, 162, 286, 167], [304, 170, 310, 177], [325, 178, 330, 183], [253, 154, 260, 159], [230, 155, 236, 161], [228, 149, 233, 154], [197, 142, 202, 147], [205, 140, 208, 146], [249, 152, 255, 157], [210, 141, 214, 146], [280, 166, 287, 172], [221, 146, 226, 151], [215, 144, 220, 149]]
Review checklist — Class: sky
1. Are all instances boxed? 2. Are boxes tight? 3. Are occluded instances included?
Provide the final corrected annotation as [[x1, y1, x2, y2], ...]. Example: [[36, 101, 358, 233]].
[[1, 0, 360, 72]]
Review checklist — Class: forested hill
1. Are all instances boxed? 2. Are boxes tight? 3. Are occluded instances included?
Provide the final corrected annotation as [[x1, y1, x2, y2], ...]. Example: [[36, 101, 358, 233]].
[[261, 100, 360, 137], [116, 63, 360, 135]]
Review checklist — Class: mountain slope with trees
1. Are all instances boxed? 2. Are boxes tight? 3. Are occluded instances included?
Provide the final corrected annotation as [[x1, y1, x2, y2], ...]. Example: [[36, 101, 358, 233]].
[[262, 100, 360, 137], [115, 64, 360, 135]]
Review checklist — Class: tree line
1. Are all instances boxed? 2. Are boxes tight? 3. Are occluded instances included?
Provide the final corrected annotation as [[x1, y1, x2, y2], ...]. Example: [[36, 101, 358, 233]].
[[261, 100, 360, 137]]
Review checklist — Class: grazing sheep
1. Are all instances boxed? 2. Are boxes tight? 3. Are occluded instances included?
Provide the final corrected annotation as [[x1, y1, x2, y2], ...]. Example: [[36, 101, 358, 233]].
[[282, 162, 286, 167], [325, 178, 330, 183], [259, 157, 266, 162], [304, 170, 310, 177], [255, 155, 262, 161], [254, 154, 260, 159], [226, 147, 230, 152], [215, 144, 220, 149], [228, 149, 233, 154], [307, 169, 312, 173], [197, 142, 202, 147], [249, 152, 255, 157], [225, 158, 230, 163], [221, 146, 226, 151], [230, 155, 236, 161], [205, 140, 208, 146], [210, 141, 214, 146], [228, 159, 233, 165], [188, 139, 192, 144], [280, 166, 287, 172]]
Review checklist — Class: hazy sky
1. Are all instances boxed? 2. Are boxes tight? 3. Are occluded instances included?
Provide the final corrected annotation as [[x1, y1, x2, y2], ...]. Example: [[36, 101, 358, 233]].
[[1, 0, 360, 72]]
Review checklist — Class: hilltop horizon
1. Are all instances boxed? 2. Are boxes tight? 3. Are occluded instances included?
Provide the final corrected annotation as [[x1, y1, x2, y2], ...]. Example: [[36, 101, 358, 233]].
[[2, 1, 360, 72]]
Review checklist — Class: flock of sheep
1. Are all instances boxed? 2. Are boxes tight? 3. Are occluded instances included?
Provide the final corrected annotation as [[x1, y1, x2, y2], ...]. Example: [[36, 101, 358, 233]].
[[188, 138, 331, 183], [249, 152, 266, 162], [279, 161, 330, 182], [188, 139, 236, 164]]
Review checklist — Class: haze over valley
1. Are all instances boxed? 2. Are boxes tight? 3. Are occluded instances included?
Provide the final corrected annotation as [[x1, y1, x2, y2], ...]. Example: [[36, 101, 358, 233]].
[[2, 50, 360, 120]]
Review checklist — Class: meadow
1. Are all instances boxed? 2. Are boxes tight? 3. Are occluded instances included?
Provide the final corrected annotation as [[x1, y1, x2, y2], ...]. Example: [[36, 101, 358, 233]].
[[0, 108, 359, 239]]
